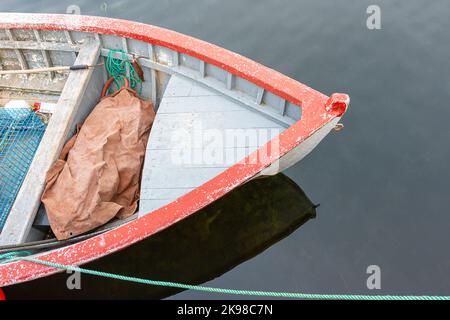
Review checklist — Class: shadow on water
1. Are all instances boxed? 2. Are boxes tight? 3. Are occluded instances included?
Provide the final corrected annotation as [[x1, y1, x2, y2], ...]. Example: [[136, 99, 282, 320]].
[[5, 173, 316, 299]]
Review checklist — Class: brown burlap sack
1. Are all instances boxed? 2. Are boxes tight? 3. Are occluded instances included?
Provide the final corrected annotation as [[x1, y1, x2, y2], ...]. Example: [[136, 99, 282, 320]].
[[42, 88, 155, 240]]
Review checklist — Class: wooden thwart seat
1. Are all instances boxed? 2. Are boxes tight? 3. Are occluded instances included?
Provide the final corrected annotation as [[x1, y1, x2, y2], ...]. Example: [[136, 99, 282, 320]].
[[0, 40, 102, 245], [138, 75, 285, 216]]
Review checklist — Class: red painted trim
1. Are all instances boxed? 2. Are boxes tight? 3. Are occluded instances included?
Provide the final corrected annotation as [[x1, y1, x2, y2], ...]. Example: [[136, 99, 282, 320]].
[[0, 13, 348, 286]]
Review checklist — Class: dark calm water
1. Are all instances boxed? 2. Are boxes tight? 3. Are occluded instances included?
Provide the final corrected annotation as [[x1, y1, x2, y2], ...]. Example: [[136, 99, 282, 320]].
[[2, 0, 449, 299]]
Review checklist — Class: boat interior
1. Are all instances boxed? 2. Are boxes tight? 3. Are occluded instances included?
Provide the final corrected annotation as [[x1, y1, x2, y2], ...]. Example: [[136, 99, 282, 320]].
[[0, 28, 302, 250]]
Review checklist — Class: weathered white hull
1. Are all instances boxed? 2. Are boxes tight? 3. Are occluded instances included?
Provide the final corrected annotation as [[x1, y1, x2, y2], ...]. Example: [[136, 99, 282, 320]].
[[259, 117, 340, 176]]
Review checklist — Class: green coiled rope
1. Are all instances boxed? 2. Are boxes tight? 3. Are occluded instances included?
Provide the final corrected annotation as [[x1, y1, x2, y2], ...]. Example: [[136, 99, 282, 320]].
[[1, 251, 449, 300], [105, 49, 142, 95]]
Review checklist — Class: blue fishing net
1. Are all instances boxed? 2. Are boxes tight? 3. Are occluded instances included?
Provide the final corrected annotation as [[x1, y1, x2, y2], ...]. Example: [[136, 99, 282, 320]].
[[0, 108, 46, 231]]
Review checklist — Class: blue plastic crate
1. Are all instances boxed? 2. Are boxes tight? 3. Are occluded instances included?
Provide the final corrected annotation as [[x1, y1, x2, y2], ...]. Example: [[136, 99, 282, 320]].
[[0, 108, 46, 231]]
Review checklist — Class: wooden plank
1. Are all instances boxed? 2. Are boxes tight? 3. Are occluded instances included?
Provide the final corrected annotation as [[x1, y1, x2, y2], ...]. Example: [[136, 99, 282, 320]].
[[143, 147, 253, 167], [161, 77, 216, 97], [4, 29, 28, 70], [199, 60, 206, 77], [148, 44, 157, 105], [142, 167, 226, 189], [100, 56, 108, 83], [122, 37, 130, 77], [151, 69, 157, 106], [64, 30, 74, 44], [147, 127, 280, 150], [0, 39, 80, 52], [140, 188, 192, 200], [100, 48, 170, 72], [148, 111, 282, 131], [256, 87, 264, 104], [226, 72, 234, 90], [279, 98, 287, 116], [138, 75, 284, 216], [64, 30, 78, 61], [0, 76, 66, 93], [158, 95, 243, 113], [147, 43, 155, 60], [173, 50, 179, 66], [0, 39, 101, 245], [33, 30, 54, 79], [139, 200, 171, 215]]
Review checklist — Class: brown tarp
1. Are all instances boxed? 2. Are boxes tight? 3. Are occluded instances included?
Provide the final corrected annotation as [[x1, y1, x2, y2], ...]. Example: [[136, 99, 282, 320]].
[[42, 88, 155, 240]]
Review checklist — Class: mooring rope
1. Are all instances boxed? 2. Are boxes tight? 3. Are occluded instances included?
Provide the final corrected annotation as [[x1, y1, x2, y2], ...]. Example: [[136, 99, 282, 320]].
[[105, 49, 142, 94], [0, 251, 448, 300]]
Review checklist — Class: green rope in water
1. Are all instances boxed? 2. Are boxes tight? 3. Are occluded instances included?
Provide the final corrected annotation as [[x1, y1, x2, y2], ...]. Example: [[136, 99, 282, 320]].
[[105, 49, 142, 94], [1, 251, 449, 300]]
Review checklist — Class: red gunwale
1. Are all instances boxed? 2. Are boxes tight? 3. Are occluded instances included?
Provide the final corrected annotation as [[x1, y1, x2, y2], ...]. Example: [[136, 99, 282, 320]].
[[0, 13, 348, 286]]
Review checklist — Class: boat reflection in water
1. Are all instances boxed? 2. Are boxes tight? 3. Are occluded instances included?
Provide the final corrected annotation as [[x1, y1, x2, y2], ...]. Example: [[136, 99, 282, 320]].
[[5, 173, 317, 299]]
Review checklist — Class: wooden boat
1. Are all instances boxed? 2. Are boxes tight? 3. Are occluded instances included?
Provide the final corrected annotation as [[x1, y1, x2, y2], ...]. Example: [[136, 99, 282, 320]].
[[0, 13, 349, 287]]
